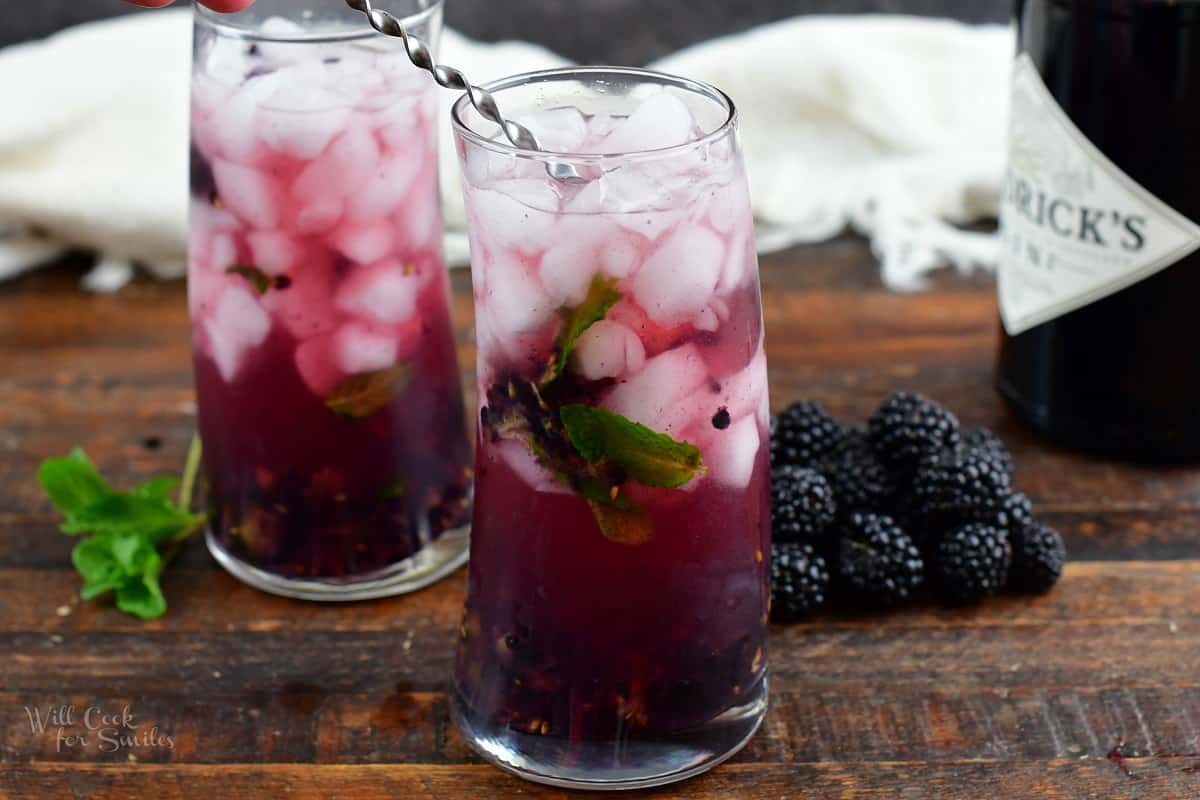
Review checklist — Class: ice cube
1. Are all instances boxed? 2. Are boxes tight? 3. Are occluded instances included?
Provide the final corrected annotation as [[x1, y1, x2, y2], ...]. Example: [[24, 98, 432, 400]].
[[293, 334, 343, 397], [187, 248, 226, 319], [208, 233, 238, 274], [336, 322, 399, 374], [707, 180, 751, 235], [721, 347, 769, 423], [398, 179, 442, 251], [213, 159, 286, 229], [247, 231, 301, 276], [493, 440, 571, 495], [600, 93, 696, 154], [345, 149, 424, 223], [332, 220, 395, 264], [599, 237, 640, 279], [260, 88, 351, 160], [259, 16, 305, 37], [539, 239, 597, 307], [486, 252, 556, 338], [372, 97, 422, 151], [207, 75, 276, 163], [515, 107, 589, 153], [707, 416, 761, 490], [260, 253, 340, 339], [292, 194, 344, 235], [203, 285, 272, 382], [191, 199, 241, 236], [717, 229, 752, 294], [603, 344, 707, 434], [572, 320, 646, 381], [469, 180, 561, 254], [631, 224, 725, 324], [595, 168, 684, 240], [693, 305, 719, 332], [335, 260, 420, 325], [293, 123, 379, 206]]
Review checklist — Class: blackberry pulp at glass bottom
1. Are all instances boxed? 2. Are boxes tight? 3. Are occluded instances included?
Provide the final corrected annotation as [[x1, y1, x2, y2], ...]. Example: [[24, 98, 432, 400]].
[[998, 0, 1200, 461], [189, 2, 471, 598], [451, 69, 770, 789]]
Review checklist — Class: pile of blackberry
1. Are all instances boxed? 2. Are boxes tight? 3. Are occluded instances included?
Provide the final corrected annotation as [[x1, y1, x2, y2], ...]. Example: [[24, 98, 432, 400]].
[[769, 392, 1066, 620]]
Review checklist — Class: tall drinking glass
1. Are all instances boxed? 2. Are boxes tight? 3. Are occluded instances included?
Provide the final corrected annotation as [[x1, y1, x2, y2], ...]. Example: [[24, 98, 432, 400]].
[[450, 68, 771, 789], [189, 0, 471, 600]]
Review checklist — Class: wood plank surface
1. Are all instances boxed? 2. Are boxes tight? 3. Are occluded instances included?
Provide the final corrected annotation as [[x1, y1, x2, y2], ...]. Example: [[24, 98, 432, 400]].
[[2, 240, 1199, 799]]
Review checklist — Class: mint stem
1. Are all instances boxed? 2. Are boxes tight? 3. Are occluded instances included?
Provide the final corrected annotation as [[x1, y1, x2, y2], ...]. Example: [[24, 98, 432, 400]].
[[177, 434, 203, 514], [161, 435, 207, 571]]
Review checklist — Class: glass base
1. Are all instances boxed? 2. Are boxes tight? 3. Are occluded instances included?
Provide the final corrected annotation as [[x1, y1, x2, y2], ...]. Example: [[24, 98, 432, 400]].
[[205, 524, 470, 601], [451, 676, 767, 791]]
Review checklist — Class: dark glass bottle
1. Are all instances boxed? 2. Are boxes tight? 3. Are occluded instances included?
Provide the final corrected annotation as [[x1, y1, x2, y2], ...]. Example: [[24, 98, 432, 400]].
[[998, 0, 1200, 461]]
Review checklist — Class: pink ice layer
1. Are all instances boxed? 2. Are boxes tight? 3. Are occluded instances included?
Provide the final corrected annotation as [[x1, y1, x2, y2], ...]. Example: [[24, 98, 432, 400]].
[[464, 93, 769, 494], [189, 44, 447, 395]]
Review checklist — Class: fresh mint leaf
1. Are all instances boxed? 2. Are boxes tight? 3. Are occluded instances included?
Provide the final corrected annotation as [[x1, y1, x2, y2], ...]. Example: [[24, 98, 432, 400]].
[[225, 264, 284, 296], [560, 405, 705, 489], [38, 449, 113, 522], [326, 364, 412, 419], [135, 476, 179, 500], [60, 492, 198, 545], [115, 559, 167, 620], [586, 499, 654, 545], [540, 276, 623, 386], [40, 438, 206, 621]]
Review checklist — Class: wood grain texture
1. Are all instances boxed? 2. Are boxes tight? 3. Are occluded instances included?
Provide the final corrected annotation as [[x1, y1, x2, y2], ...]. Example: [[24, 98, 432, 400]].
[[2, 241, 1200, 799]]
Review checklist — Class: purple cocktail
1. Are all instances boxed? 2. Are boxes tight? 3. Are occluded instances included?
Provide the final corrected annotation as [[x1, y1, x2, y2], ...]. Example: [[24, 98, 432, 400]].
[[450, 68, 770, 788], [189, 0, 471, 599]]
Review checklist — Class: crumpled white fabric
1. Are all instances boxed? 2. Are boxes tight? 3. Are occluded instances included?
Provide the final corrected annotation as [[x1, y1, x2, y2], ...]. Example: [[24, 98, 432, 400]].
[[0, 9, 1011, 291]]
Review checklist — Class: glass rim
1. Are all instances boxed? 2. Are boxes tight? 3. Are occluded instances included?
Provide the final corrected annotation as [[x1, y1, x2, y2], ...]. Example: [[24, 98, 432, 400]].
[[451, 66, 738, 163], [194, 0, 444, 44]]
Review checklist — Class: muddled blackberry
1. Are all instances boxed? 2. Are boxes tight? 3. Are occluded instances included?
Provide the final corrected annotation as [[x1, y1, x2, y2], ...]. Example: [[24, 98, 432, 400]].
[[820, 435, 896, 516], [1008, 520, 1066, 594], [868, 392, 960, 473], [838, 513, 924, 608], [961, 428, 1016, 482], [770, 541, 830, 621], [771, 401, 848, 467], [771, 465, 837, 545], [933, 522, 1011, 604], [910, 448, 1012, 531]]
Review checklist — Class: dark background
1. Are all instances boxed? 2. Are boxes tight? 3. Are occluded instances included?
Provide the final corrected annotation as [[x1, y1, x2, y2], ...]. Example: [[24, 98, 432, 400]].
[[3, 0, 1009, 63]]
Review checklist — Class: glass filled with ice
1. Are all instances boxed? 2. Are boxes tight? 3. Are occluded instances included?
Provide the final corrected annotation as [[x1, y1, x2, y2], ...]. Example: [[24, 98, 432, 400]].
[[450, 67, 771, 788], [189, 0, 471, 600]]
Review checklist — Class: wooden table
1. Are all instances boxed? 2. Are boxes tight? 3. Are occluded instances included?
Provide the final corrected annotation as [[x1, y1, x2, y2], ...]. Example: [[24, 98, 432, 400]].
[[2, 241, 1198, 798]]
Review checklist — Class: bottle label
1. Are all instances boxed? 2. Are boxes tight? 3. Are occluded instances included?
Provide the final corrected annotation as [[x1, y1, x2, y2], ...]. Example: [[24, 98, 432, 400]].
[[998, 53, 1200, 335]]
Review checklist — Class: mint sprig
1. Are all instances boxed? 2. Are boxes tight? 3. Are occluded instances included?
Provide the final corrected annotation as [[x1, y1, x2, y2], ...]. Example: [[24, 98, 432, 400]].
[[560, 404, 706, 489], [38, 437, 206, 620], [540, 275, 623, 387], [325, 364, 412, 419], [225, 265, 288, 296]]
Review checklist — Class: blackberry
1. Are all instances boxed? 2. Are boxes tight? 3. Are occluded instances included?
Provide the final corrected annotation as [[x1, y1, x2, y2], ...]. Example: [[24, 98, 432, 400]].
[[771, 465, 837, 544], [910, 448, 1012, 531], [820, 435, 896, 516], [868, 392, 960, 473], [1008, 520, 1066, 594], [770, 541, 830, 622], [771, 401, 848, 467], [961, 428, 1015, 482], [933, 522, 1011, 604], [991, 491, 1034, 537], [837, 513, 924, 608]]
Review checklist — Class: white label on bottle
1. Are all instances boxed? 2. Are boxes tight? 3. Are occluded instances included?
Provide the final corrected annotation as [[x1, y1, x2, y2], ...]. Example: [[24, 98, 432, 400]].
[[998, 53, 1200, 335]]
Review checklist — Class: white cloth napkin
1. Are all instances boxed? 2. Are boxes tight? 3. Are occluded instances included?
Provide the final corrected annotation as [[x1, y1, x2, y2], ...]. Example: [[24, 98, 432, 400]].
[[0, 9, 1012, 291]]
